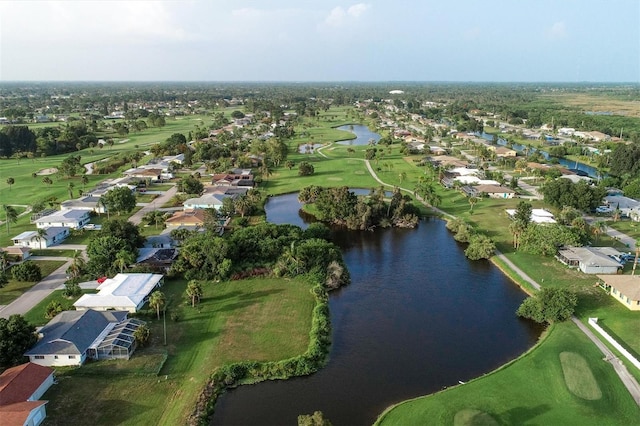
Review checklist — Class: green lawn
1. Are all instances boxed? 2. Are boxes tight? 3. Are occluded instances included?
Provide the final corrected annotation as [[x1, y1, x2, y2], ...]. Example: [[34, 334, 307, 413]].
[[607, 220, 640, 242], [22, 289, 93, 326], [375, 321, 640, 426], [43, 276, 316, 426]]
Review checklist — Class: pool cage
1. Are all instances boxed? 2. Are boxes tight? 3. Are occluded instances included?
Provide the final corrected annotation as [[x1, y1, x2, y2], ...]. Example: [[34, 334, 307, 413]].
[[89, 318, 146, 360]]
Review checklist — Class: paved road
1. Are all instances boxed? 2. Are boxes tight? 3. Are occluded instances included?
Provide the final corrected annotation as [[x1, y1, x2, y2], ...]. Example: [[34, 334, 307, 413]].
[[0, 259, 71, 319], [584, 215, 637, 251], [128, 185, 178, 225], [361, 158, 640, 407]]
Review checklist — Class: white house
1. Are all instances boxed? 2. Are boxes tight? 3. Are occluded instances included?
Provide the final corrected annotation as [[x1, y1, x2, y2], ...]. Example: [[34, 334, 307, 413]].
[[33, 209, 90, 230], [557, 246, 623, 274], [61, 195, 107, 214], [11, 227, 70, 249], [74, 273, 164, 313], [25, 310, 146, 367], [183, 187, 247, 211], [506, 208, 556, 224]]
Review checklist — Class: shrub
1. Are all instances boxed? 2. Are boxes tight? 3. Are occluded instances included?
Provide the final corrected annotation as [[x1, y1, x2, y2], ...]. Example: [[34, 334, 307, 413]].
[[517, 287, 577, 324], [11, 261, 42, 282]]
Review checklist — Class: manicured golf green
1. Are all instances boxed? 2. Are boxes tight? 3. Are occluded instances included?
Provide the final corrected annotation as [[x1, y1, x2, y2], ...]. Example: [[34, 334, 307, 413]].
[[375, 321, 640, 426]]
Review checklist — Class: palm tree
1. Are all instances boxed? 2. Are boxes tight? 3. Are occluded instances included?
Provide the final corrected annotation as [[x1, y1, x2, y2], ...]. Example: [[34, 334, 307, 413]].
[[67, 250, 85, 279], [3, 205, 18, 235], [468, 196, 479, 213], [114, 249, 136, 273], [31, 228, 48, 249], [42, 176, 53, 186], [6, 177, 14, 191], [398, 172, 407, 185], [149, 290, 166, 320], [67, 182, 75, 199], [186, 280, 203, 307], [133, 324, 150, 347], [592, 220, 607, 243], [81, 174, 89, 190]]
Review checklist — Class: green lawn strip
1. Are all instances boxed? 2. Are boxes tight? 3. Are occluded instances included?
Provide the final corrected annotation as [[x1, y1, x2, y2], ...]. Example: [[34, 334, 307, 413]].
[[29, 249, 77, 257], [375, 321, 640, 426], [0, 260, 66, 305], [607, 220, 640, 242], [43, 276, 315, 426], [22, 289, 93, 326]]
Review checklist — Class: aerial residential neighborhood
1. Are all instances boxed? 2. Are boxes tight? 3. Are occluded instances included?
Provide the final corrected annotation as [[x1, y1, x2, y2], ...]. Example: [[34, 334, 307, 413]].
[[0, 1, 639, 425]]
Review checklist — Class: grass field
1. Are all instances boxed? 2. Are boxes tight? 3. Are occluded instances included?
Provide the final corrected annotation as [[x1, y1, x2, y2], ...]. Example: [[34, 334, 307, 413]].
[[22, 289, 93, 326], [375, 321, 640, 425], [43, 276, 316, 426]]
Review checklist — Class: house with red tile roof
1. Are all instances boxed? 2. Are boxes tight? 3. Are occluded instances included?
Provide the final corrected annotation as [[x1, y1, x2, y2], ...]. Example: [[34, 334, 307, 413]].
[[0, 362, 54, 426]]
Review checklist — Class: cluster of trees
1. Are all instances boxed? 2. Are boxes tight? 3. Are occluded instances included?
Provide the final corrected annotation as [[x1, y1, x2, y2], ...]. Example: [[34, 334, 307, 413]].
[[509, 201, 589, 256], [0, 315, 37, 370], [170, 222, 349, 289], [445, 218, 496, 260], [517, 287, 577, 324], [0, 122, 101, 158], [541, 179, 606, 212], [85, 219, 144, 276], [298, 186, 420, 230]]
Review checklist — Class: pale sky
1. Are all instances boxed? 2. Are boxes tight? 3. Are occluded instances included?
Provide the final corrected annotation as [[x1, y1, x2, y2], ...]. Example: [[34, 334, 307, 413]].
[[0, 0, 639, 82]]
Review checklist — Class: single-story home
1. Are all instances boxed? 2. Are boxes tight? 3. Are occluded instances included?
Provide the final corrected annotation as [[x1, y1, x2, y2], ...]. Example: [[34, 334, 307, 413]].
[[183, 187, 247, 211], [165, 209, 208, 229], [0, 400, 49, 426], [11, 228, 70, 249], [597, 274, 640, 310], [506, 208, 556, 224], [603, 194, 640, 218], [60, 195, 107, 214], [25, 310, 145, 366], [135, 248, 178, 272], [211, 171, 254, 187], [1, 246, 32, 261], [0, 363, 54, 406], [557, 246, 623, 274], [122, 167, 163, 181], [74, 273, 164, 313], [494, 146, 517, 157], [144, 234, 175, 249], [473, 184, 516, 199], [33, 210, 90, 230]]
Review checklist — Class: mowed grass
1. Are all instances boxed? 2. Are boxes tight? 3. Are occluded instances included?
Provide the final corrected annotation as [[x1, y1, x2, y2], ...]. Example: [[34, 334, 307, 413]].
[[375, 321, 640, 426], [43, 276, 316, 426], [22, 289, 92, 326]]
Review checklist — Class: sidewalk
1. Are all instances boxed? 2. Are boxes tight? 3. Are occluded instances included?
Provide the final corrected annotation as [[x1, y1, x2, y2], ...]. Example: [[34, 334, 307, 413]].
[[361, 158, 640, 407]]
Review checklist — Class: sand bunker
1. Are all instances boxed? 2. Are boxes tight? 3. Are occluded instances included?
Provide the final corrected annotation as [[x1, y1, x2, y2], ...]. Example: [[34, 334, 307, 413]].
[[36, 168, 58, 176]]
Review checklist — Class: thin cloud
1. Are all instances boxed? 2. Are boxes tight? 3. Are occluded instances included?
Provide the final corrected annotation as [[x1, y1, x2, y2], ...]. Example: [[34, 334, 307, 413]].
[[546, 21, 567, 40], [324, 3, 370, 27]]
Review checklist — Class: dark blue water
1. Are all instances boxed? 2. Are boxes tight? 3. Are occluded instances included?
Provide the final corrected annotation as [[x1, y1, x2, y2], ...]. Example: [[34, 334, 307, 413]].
[[336, 124, 382, 145], [211, 194, 541, 426]]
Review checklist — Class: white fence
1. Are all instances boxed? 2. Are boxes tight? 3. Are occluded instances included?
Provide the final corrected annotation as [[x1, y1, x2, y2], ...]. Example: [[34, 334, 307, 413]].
[[588, 317, 640, 370]]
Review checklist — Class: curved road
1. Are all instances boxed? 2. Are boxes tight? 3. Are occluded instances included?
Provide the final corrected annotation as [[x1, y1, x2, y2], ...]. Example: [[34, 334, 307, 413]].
[[362, 158, 640, 407]]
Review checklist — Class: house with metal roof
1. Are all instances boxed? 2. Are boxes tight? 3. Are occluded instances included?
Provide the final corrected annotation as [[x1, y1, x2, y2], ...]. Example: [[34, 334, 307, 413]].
[[11, 227, 70, 249], [73, 273, 163, 313], [557, 246, 623, 274], [33, 209, 90, 230], [24, 310, 142, 367]]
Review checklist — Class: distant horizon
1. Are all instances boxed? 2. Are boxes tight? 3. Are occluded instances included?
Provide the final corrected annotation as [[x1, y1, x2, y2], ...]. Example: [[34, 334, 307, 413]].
[[1, 1, 638, 82], [1, 80, 638, 85]]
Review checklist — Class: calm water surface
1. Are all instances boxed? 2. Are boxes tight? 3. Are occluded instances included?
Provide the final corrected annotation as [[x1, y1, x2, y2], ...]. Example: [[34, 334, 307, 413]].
[[211, 194, 541, 426], [336, 124, 381, 145]]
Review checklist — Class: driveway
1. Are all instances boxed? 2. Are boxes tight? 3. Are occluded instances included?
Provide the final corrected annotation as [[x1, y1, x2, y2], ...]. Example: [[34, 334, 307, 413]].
[[128, 185, 178, 225]]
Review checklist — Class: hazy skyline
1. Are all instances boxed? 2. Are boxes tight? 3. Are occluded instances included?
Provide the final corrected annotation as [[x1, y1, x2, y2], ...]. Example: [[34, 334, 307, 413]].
[[1, 0, 639, 82]]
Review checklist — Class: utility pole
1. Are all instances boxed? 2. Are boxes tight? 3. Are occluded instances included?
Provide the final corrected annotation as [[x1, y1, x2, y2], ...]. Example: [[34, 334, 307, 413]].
[[163, 306, 167, 346], [633, 245, 639, 276]]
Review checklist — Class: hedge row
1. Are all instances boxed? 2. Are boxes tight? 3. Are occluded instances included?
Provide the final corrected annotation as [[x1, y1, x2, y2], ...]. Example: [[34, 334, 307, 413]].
[[187, 282, 332, 426]]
